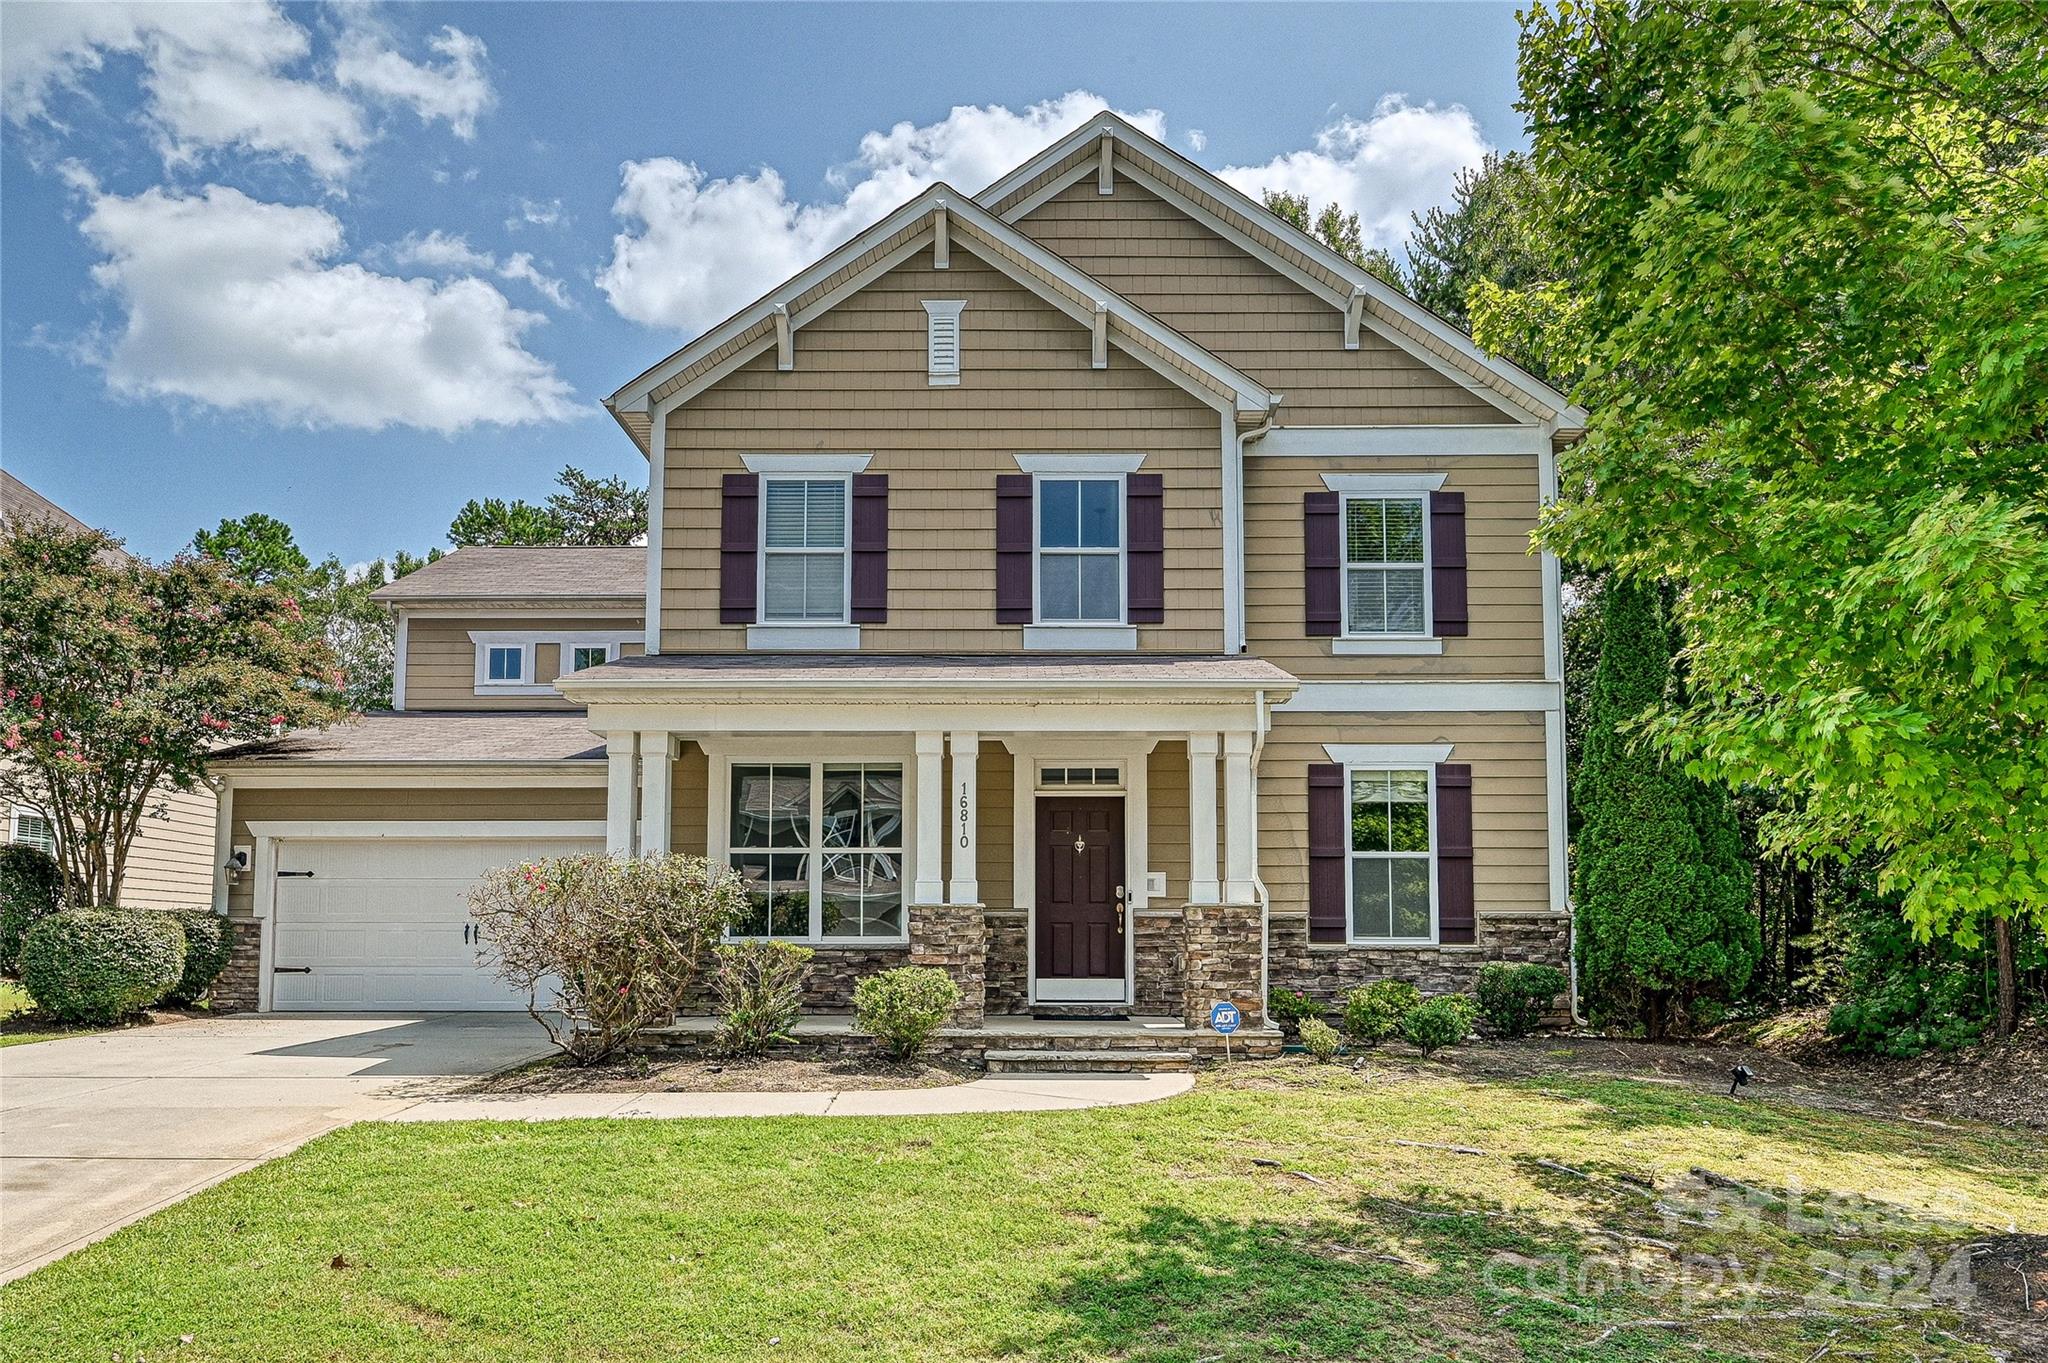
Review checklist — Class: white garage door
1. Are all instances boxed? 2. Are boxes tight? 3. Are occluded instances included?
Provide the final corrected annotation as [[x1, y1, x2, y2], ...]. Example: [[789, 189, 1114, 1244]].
[[271, 835, 598, 1011]]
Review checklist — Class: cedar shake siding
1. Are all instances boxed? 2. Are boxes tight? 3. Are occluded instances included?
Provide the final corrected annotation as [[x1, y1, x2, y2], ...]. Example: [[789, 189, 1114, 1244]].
[[1017, 178, 1515, 427], [658, 247, 1227, 654]]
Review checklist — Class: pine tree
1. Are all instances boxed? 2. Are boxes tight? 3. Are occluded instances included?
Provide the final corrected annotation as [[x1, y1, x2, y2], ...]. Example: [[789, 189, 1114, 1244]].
[[1573, 577, 1757, 1035]]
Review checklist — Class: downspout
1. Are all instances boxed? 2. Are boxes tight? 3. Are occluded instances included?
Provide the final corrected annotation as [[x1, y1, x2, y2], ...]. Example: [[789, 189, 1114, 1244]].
[[1232, 414, 1277, 653], [1252, 687, 1273, 1028]]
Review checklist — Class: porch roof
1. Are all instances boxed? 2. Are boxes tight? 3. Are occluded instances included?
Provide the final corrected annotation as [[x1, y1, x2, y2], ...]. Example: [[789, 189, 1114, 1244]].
[[556, 652, 1298, 701], [214, 711, 606, 766]]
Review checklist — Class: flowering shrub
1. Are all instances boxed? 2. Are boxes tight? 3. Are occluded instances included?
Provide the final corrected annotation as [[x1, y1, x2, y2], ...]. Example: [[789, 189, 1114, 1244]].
[[19, 909, 185, 1023], [1341, 980, 1421, 1046], [852, 966, 960, 1062], [710, 940, 814, 1056], [1265, 986, 1320, 1037], [162, 908, 236, 1006], [467, 852, 746, 1065]]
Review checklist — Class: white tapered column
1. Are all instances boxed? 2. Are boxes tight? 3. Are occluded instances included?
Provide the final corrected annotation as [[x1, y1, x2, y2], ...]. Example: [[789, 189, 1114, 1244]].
[[605, 732, 639, 857], [914, 732, 945, 904], [638, 732, 673, 855], [1223, 732, 1255, 903], [1188, 733, 1219, 904], [948, 732, 980, 904]]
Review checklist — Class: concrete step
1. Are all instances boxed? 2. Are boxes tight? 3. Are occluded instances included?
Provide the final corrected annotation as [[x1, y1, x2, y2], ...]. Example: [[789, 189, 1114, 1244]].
[[984, 1048, 1197, 1074]]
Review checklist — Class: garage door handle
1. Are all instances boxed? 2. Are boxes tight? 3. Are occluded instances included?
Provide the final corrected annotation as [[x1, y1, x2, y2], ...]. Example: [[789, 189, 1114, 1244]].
[[273, 966, 312, 974], [277, 870, 315, 878]]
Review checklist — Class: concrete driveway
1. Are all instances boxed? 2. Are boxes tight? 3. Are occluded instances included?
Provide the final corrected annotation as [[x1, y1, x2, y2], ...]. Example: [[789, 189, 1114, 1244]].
[[0, 1013, 552, 1282]]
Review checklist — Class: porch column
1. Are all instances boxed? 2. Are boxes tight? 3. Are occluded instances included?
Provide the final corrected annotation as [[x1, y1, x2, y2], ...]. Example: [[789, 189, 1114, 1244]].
[[947, 731, 980, 904], [605, 731, 639, 856], [914, 731, 945, 904], [1223, 732, 1255, 903], [1187, 733, 1220, 904], [638, 731, 673, 856]]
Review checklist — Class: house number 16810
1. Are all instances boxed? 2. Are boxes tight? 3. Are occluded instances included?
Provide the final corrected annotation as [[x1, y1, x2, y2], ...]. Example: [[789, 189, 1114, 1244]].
[[957, 782, 971, 848]]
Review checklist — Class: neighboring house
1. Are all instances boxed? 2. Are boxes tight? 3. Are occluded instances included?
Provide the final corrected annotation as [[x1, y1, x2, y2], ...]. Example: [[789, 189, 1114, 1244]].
[[0, 470, 220, 910], [211, 115, 1581, 1029]]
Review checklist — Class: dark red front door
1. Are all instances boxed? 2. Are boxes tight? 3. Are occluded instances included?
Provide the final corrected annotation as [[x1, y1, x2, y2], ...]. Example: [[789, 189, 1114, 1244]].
[[1036, 797, 1125, 980]]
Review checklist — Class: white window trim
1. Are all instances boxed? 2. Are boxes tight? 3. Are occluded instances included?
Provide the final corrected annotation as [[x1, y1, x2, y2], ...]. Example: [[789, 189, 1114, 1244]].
[[10, 807, 56, 855], [1343, 763, 1440, 948], [1032, 472, 1126, 629], [1033, 761, 1126, 793], [718, 756, 911, 946], [757, 474, 853, 627], [747, 624, 861, 651], [1336, 490, 1433, 642], [741, 453, 873, 474], [1013, 453, 1147, 475], [922, 299, 965, 386], [1320, 472, 1449, 494], [469, 631, 635, 696], [1022, 624, 1138, 652]]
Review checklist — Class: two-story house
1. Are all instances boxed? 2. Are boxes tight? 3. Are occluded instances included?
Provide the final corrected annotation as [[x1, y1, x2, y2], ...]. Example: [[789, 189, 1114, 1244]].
[[211, 115, 1580, 1033]]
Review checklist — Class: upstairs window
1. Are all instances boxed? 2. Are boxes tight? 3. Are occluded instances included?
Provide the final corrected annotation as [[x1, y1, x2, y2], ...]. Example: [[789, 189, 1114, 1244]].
[[1036, 476, 1122, 623], [761, 478, 848, 623], [1343, 495, 1428, 636], [485, 645, 525, 683], [569, 645, 610, 673], [922, 300, 965, 386], [10, 809, 56, 856]]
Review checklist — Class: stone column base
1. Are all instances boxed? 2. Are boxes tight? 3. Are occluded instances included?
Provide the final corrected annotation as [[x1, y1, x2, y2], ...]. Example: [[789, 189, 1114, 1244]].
[[1181, 902, 1264, 1029], [909, 902, 987, 1027], [212, 915, 262, 1013]]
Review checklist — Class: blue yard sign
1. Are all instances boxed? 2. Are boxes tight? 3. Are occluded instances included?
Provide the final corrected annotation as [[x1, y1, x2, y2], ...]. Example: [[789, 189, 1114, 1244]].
[[1209, 1001, 1241, 1034]]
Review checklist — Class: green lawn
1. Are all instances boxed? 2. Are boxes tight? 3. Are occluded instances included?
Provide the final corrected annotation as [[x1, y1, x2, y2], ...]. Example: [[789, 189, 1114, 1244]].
[[1, 1065, 2036, 1363], [0, 979, 71, 1047]]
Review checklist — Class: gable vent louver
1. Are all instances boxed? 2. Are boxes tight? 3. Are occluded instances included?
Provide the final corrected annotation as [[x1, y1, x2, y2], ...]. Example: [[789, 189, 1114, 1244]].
[[922, 299, 965, 386]]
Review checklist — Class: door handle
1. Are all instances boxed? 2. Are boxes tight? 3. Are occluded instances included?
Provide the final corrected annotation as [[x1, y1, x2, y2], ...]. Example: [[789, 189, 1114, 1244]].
[[273, 966, 312, 974], [1115, 884, 1127, 934]]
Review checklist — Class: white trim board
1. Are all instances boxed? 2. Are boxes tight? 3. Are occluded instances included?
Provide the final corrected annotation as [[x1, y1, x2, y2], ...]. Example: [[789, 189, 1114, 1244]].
[[1279, 681, 1561, 714], [246, 821, 608, 840], [220, 767, 607, 789], [1324, 742, 1454, 765], [1321, 472, 1448, 493], [1013, 452, 1147, 474], [1254, 425, 1551, 457], [741, 452, 874, 474]]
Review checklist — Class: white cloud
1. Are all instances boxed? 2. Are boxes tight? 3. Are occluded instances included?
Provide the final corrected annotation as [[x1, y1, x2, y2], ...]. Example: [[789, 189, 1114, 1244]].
[[596, 92, 1165, 332], [1186, 128, 1207, 153], [389, 232, 571, 308], [76, 180, 576, 432], [509, 196, 561, 230], [1218, 96, 1490, 256], [334, 24, 493, 140], [497, 252, 571, 309]]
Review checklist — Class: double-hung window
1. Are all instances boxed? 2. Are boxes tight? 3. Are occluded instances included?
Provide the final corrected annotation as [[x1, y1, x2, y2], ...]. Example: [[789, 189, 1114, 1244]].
[[1036, 477, 1122, 623], [761, 478, 849, 623], [1348, 768, 1435, 943], [10, 809, 56, 856], [1343, 495, 1428, 636], [727, 762, 904, 941]]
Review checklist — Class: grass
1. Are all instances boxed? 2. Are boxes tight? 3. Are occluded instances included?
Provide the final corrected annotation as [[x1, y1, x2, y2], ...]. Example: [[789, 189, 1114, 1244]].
[[0, 1064, 2037, 1363], [0, 978, 74, 1047]]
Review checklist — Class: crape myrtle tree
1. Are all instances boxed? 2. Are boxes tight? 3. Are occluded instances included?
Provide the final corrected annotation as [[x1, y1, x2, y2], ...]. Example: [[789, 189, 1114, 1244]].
[[1517, 3, 2048, 1035], [0, 520, 346, 907]]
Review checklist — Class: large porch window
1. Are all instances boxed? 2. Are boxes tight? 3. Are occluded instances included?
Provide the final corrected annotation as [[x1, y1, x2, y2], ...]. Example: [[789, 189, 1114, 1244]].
[[727, 762, 905, 941]]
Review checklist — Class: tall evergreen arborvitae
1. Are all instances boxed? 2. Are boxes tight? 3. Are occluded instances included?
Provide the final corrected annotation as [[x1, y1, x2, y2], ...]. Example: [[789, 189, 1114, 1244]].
[[1573, 577, 1757, 1035]]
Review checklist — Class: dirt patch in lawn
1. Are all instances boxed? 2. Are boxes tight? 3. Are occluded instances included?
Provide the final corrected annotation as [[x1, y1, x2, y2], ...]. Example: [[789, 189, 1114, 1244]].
[[465, 1051, 976, 1095]]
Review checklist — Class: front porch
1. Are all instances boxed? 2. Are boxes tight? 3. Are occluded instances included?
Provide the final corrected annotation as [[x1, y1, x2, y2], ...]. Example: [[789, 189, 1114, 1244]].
[[556, 653, 1298, 1030]]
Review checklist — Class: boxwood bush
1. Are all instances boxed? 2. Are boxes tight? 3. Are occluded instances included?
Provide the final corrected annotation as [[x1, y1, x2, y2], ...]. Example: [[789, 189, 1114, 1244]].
[[1265, 986, 1319, 1037], [1474, 963, 1568, 1038], [0, 844, 64, 974], [1400, 994, 1478, 1057], [1341, 979, 1421, 1045], [162, 908, 235, 1006], [852, 965, 960, 1061], [19, 909, 186, 1024]]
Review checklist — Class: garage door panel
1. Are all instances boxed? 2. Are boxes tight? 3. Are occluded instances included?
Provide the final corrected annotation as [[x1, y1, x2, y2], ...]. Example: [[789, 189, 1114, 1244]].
[[271, 835, 596, 1011]]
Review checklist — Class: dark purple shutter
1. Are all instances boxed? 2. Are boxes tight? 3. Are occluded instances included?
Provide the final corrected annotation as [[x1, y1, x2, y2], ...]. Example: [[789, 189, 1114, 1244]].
[[1308, 763, 1347, 943], [1430, 490, 1468, 638], [851, 474, 889, 623], [1436, 763, 1476, 944], [1125, 473, 1164, 624], [1304, 491, 1341, 637], [720, 473, 759, 624], [996, 474, 1033, 623]]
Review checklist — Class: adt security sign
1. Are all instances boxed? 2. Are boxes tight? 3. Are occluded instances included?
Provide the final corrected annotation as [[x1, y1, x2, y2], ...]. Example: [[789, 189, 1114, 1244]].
[[1209, 1001, 1241, 1034]]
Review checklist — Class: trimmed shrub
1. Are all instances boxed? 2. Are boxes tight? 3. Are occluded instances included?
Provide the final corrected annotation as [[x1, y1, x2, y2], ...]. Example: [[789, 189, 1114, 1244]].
[[710, 940, 813, 1056], [1401, 995, 1477, 1057], [1475, 963, 1568, 1038], [468, 852, 748, 1065], [0, 844, 64, 974], [19, 909, 185, 1024], [1266, 987, 1319, 1037], [1341, 979, 1421, 1045], [1298, 1017, 1342, 1063], [162, 908, 235, 1006], [852, 966, 960, 1062]]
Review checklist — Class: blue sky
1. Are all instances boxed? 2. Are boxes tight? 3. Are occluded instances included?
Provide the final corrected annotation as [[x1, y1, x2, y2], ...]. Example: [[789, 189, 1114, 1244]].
[[1, 1, 1523, 566]]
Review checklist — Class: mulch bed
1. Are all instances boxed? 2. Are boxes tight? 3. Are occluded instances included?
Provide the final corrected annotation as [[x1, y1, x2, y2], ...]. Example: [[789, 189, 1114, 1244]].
[[468, 1051, 976, 1095]]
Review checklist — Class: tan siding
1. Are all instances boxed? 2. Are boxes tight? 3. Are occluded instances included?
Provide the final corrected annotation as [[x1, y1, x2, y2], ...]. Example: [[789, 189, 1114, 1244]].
[[977, 743, 1013, 910], [660, 246, 1225, 653], [1019, 179, 1514, 427], [226, 784, 604, 915], [670, 742, 709, 858], [1147, 741, 1190, 905], [1258, 711, 1552, 921], [403, 616, 640, 711], [120, 785, 217, 909], [1245, 455, 1546, 679]]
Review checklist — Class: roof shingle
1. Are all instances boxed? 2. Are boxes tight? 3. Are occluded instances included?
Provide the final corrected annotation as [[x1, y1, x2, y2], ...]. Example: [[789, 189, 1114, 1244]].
[[215, 712, 605, 765], [370, 546, 644, 602]]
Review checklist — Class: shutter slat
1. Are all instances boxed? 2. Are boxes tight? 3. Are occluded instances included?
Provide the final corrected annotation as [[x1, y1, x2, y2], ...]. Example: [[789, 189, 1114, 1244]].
[[996, 474, 1033, 623], [720, 473, 759, 625], [1304, 492, 1341, 637], [1125, 473, 1164, 625], [1435, 762, 1476, 944], [1308, 763, 1347, 943], [850, 474, 888, 623], [1430, 489, 1468, 638]]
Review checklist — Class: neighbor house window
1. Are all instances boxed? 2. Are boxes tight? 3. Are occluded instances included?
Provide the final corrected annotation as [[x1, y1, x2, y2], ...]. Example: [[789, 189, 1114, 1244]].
[[569, 645, 610, 673], [1036, 477, 1121, 622], [727, 762, 903, 941], [761, 478, 848, 622], [1343, 496, 1428, 636], [1349, 768, 1434, 943], [486, 646, 525, 682], [10, 809, 56, 856]]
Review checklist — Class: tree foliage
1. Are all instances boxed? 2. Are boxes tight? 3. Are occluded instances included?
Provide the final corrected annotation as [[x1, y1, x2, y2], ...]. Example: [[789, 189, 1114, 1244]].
[[447, 466, 647, 548], [1405, 152, 1559, 330], [1, 521, 346, 905], [1258, 190, 1404, 286], [1519, 4, 2048, 981]]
